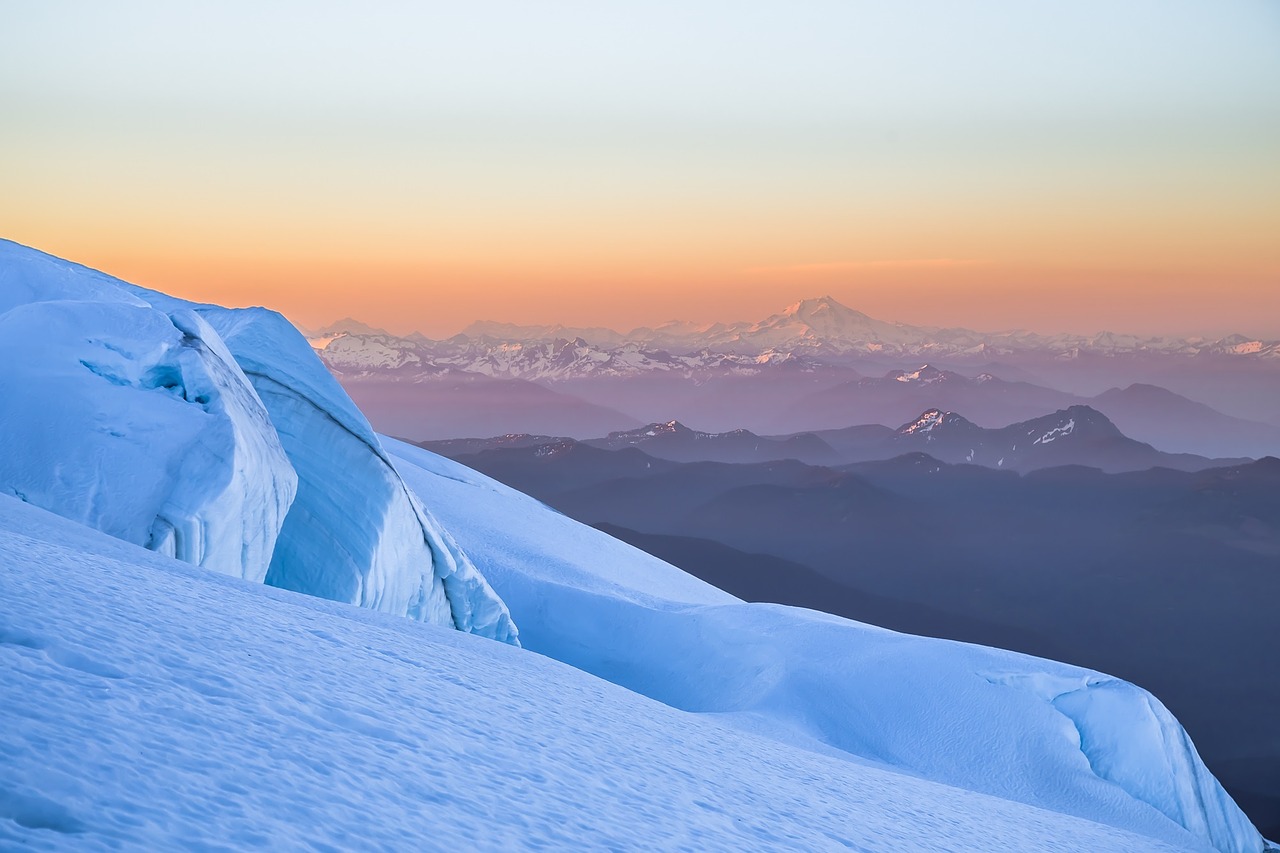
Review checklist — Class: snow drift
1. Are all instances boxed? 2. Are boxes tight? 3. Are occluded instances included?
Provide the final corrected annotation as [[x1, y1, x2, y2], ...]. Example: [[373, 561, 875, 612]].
[[0, 239, 515, 643], [386, 438, 1269, 853]]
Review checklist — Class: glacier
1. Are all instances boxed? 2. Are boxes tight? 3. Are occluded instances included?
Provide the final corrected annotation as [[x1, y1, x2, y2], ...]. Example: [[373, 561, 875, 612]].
[[385, 438, 1270, 853], [0, 494, 1207, 851], [0, 252, 296, 582], [137, 298, 517, 643], [0, 239, 515, 643]]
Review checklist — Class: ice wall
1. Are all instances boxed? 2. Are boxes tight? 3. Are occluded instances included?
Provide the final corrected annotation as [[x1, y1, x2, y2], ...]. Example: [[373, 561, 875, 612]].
[[116, 272, 516, 643], [0, 247, 296, 581], [191, 306, 517, 642], [0, 239, 516, 644]]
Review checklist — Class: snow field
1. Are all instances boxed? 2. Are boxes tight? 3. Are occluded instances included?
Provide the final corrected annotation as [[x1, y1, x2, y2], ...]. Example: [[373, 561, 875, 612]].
[[0, 496, 1197, 852]]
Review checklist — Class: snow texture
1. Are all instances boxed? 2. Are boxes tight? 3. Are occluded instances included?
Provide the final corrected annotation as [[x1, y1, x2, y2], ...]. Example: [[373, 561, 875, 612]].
[[0, 239, 515, 643], [155, 300, 516, 643], [385, 438, 1268, 853], [0, 245, 296, 582], [0, 495, 1207, 851]]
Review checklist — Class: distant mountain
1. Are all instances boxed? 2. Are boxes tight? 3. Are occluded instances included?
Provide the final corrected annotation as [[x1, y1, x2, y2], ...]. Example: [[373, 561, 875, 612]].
[[802, 423, 898, 458], [312, 296, 1280, 378], [460, 319, 627, 347], [341, 373, 640, 441], [584, 420, 839, 464], [416, 433, 570, 458], [424, 440, 680, 497], [1091, 384, 1280, 459], [306, 316, 392, 339], [885, 405, 1243, 473], [782, 364, 1078, 431], [310, 297, 1280, 441], [433, 405, 1241, 474]]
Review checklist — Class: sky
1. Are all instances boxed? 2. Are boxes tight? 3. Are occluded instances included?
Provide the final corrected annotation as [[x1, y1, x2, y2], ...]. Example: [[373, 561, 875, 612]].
[[2, 1, 1278, 338]]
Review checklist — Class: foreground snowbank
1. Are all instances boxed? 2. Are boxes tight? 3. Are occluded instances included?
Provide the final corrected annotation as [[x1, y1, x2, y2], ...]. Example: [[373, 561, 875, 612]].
[[138, 299, 517, 643], [0, 495, 1198, 851], [0, 239, 514, 642], [387, 438, 1268, 853]]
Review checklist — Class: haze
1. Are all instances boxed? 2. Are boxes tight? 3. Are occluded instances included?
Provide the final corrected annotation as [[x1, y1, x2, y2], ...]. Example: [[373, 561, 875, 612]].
[[2, 1, 1277, 337]]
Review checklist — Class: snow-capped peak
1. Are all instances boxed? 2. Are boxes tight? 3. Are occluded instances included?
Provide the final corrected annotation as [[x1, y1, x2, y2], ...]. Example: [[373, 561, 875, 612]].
[[782, 295, 872, 321], [890, 364, 948, 384], [899, 408, 950, 435], [610, 420, 694, 441]]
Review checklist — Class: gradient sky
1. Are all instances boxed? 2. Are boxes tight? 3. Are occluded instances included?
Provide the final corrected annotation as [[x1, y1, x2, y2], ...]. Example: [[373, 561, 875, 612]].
[[2, 1, 1278, 337]]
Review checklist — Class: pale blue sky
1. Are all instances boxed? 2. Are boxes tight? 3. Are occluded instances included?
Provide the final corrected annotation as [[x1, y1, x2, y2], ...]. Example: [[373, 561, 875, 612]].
[[2, 2, 1277, 335]]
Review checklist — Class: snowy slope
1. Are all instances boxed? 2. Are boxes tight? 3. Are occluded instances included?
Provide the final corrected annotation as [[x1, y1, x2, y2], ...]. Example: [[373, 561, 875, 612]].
[[0, 239, 514, 643], [386, 439, 1268, 853], [0, 495, 1207, 851]]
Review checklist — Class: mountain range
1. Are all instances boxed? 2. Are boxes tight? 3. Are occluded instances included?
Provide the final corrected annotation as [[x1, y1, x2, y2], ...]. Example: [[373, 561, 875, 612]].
[[423, 405, 1249, 474], [309, 296, 1280, 368], [309, 298, 1280, 453]]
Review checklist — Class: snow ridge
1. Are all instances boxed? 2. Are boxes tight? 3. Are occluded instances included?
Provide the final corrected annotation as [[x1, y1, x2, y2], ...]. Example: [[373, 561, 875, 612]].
[[0, 239, 516, 644]]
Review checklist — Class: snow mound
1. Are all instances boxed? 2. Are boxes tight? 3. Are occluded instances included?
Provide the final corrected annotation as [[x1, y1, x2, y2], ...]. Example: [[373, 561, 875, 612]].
[[386, 438, 1268, 853], [0, 251, 296, 582], [0, 239, 515, 643], [0, 495, 1199, 851], [179, 304, 516, 643]]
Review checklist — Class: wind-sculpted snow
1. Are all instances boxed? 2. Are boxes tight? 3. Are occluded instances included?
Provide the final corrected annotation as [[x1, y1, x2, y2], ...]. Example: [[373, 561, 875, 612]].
[[169, 304, 517, 643], [0, 496, 1205, 851], [990, 672, 1263, 853], [386, 438, 1270, 853], [0, 246, 296, 582], [0, 239, 515, 644]]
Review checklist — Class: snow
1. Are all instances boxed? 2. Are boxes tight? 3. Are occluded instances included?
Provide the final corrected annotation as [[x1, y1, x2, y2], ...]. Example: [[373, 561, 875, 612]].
[[385, 438, 1268, 853], [899, 409, 947, 435], [0, 495, 1208, 851], [320, 332, 422, 370], [187, 306, 516, 643], [0, 247, 296, 583], [893, 365, 947, 384], [0, 239, 515, 644], [301, 295, 1280, 383], [1034, 418, 1077, 445]]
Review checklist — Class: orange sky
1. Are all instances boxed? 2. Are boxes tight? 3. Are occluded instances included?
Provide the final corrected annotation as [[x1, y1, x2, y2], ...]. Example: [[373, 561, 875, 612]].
[[3, 3, 1278, 338]]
